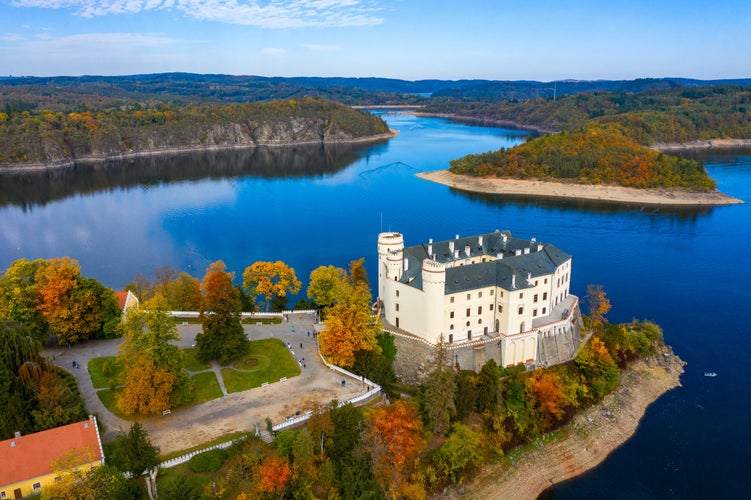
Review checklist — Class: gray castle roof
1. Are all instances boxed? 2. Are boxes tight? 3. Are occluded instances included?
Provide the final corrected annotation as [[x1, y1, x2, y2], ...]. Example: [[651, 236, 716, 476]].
[[398, 231, 571, 294]]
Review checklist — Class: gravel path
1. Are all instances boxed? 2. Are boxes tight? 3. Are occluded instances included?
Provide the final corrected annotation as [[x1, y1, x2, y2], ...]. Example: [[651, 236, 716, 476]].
[[45, 313, 369, 454]]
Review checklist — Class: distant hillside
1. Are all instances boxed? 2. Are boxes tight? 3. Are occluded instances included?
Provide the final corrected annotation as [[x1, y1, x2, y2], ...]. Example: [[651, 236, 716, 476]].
[[0, 97, 390, 166], [424, 85, 751, 141]]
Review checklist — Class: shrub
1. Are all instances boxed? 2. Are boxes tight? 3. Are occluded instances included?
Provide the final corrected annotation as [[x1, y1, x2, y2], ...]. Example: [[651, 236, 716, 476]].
[[188, 448, 228, 473]]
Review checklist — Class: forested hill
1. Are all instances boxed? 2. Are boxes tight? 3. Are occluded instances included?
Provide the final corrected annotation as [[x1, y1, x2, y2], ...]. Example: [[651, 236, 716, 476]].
[[0, 98, 390, 166], [424, 85, 751, 142], [449, 122, 718, 191]]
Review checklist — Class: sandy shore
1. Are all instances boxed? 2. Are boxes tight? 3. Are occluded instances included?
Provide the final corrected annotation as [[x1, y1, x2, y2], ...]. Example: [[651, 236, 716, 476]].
[[449, 344, 685, 500], [654, 138, 751, 152], [417, 170, 743, 206]]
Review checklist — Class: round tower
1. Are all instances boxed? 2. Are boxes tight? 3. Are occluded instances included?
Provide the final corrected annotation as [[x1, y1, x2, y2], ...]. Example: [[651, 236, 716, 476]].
[[377, 232, 404, 300], [421, 258, 446, 343]]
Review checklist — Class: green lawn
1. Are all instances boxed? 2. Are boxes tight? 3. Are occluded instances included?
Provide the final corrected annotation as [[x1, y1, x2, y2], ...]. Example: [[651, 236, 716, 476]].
[[222, 338, 300, 393], [183, 348, 211, 371], [95, 388, 131, 419], [88, 356, 124, 389], [189, 371, 223, 404]]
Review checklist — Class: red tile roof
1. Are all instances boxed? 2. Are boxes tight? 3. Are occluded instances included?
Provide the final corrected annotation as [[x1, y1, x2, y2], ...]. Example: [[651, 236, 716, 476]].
[[0, 418, 103, 487], [115, 291, 128, 311]]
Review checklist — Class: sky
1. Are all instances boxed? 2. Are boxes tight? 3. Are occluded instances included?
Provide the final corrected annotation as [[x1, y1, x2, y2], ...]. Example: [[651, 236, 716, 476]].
[[1, 0, 749, 81]]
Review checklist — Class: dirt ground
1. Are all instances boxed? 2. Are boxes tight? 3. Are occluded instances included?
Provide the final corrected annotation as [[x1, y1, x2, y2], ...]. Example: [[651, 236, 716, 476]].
[[46, 313, 371, 455]]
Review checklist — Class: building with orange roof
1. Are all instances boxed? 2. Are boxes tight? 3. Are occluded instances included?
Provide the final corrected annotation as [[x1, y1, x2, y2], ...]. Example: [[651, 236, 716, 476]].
[[0, 417, 104, 499], [114, 289, 139, 319]]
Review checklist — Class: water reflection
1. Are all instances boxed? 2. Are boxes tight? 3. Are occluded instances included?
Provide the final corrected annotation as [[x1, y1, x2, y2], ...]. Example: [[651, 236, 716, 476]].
[[0, 142, 375, 209]]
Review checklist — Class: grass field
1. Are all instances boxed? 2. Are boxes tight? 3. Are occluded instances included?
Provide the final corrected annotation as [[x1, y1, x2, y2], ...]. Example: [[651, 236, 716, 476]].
[[189, 371, 223, 404], [222, 338, 300, 393], [183, 347, 211, 371], [87, 356, 124, 388]]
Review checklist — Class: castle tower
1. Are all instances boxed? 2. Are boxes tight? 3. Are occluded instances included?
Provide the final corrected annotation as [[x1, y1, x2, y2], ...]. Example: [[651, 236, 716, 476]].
[[421, 258, 446, 342], [377, 232, 404, 300]]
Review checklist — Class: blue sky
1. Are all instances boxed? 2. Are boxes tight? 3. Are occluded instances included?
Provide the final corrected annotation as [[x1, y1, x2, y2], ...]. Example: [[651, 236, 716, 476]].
[[1, 0, 749, 80]]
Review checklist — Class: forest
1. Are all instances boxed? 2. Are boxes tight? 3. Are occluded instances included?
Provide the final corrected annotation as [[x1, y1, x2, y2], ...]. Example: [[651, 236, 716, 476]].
[[0, 97, 390, 165]]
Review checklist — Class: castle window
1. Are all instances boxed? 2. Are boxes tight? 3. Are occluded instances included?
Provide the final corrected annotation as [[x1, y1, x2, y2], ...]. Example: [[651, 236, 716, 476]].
[[449, 334, 453, 343], [500, 291, 504, 297], [518, 306, 524, 315], [533, 309, 538, 317], [468, 331, 472, 340], [519, 293, 523, 299], [490, 289, 494, 296], [395, 303, 399, 312], [543, 292, 548, 300], [33, 483, 41, 491], [466, 321, 470, 327], [534, 294, 538, 303], [450, 311, 455, 319], [490, 304, 494, 311], [466, 293, 471, 300], [450, 324, 454, 330], [499, 304, 503, 313], [535, 280, 539, 286], [478, 291, 483, 298], [478, 319, 482, 324], [1, 491, 6, 499], [478, 306, 482, 315], [396, 290, 399, 297], [542, 307, 547, 314], [466, 308, 470, 317], [450, 296, 455, 303], [396, 318, 399, 327], [544, 278, 548, 284]]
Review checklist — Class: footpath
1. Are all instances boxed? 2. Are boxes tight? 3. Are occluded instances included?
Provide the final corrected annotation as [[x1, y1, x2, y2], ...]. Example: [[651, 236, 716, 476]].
[[45, 313, 369, 455]]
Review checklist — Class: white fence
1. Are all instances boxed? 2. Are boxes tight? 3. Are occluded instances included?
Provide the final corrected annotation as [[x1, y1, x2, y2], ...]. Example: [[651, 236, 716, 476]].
[[169, 309, 317, 319], [159, 438, 240, 469]]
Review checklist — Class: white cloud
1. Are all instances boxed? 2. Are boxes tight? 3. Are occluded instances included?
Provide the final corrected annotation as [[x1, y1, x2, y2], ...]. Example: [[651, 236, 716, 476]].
[[302, 43, 339, 52], [1, 33, 26, 42], [22, 32, 176, 51], [11, 0, 384, 28], [262, 47, 286, 55]]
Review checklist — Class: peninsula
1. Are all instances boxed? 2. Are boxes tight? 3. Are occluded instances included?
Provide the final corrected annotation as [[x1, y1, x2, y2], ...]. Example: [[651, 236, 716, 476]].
[[417, 170, 743, 206], [458, 344, 685, 499]]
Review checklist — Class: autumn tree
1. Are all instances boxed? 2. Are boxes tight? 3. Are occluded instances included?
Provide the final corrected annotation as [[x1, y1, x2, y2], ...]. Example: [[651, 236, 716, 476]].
[[0, 258, 48, 342], [364, 400, 426, 497], [575, 336, 620, 402], [526, 368, 573, 428], [586, 283, 612, 328], [423, 337, 457, 436], [318, 260, 380, 368], [307, 265, 345, 312], [242, 260, 302, 312], [258, 454, 292, 496], [117, 295, 193, 413], [197, 261, 249, 364]]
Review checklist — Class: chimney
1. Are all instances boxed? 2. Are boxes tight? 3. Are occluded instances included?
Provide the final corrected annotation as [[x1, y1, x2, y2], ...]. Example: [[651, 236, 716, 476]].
[[455, 234, 460, 240], [497, 253, 503, 259], [404, 258, 409, 271], [537, 244, 543, 252], [14, 431, 21, 439], [502, 234, 508, 243], [429, 238, 433, 244], [512, 275, 516, 288], [428, 244, 432, 256], [527, 272, 532, 282], [464, 245, 471, 257], [449, 241, 455, 253], [531, 237, 536, 243], [479, 235, 484, 246], [515, 249, 522, 256], [454, 249, 460, 259]]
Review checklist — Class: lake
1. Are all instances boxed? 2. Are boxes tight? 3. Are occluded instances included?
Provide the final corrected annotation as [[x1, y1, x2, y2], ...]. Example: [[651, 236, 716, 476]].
[[1, 113, 750, 497]]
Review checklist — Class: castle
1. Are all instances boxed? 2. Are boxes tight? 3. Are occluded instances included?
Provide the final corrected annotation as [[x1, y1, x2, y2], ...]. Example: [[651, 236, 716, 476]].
[[377, 230, 582, 378]]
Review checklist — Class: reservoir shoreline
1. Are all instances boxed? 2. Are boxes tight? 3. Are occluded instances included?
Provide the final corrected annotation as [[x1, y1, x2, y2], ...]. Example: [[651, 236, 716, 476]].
[[417, 170, 743, 206], [0, 130, 397, 173]]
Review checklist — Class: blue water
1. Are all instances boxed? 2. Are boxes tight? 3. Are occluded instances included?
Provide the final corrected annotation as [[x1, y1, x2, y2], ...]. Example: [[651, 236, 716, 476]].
[[0, 114, 750, 497]]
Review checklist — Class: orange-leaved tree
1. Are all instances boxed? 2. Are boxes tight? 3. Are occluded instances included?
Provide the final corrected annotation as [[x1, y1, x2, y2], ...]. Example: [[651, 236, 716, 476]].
[[242, 260, 301, 312]]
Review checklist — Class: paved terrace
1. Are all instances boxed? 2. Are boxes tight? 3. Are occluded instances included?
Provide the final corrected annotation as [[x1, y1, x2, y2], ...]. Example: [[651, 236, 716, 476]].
[[43, 312, 370, 455]]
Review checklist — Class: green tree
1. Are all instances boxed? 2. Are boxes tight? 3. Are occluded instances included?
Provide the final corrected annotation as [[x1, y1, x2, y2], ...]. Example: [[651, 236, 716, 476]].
[[108, 422, 161, 476], [242, 260, 302, 312], [197, 261, 249, 364], [0, 320, 43, 438], [433, 423, 483, 485], [423, 337, 457, 436]]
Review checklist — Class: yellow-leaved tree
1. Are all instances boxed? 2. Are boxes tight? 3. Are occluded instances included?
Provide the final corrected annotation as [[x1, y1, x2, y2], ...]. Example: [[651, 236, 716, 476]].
[[242, 260, 301, 312]]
